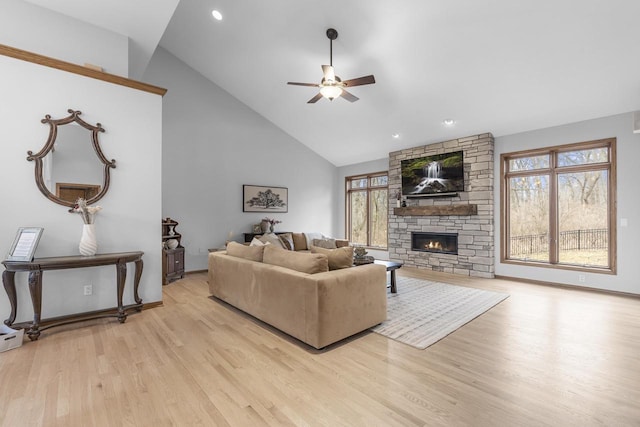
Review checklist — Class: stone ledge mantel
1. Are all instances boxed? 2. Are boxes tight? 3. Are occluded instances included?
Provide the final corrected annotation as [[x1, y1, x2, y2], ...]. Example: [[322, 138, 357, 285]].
[[393, 204, 478, 216]]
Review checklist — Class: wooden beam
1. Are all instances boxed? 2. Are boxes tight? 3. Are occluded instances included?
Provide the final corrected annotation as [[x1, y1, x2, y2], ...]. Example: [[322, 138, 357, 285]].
[[0, 44, 167, 96], [394, 204, 478, 216]]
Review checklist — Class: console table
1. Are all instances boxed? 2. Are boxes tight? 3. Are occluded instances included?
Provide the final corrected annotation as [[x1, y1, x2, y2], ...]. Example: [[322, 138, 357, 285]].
[[243, 231, 291, 243], [2, 251, 144, 341]]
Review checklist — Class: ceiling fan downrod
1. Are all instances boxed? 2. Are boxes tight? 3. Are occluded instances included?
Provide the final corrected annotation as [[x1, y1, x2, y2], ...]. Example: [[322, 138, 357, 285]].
[[326, 28, 338, 67]]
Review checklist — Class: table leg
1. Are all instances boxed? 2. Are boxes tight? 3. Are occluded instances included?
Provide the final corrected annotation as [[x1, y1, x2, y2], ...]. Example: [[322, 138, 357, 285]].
[[27, 270, 42, 340], [116, 261, 127, 323], [390, 270, 397, 294], [133, 258, 143, 310], [2, 270, 17, 326]]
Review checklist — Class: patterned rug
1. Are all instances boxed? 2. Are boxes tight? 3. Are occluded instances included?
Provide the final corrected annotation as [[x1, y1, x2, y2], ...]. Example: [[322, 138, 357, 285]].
[[371, 276, 509, 349]]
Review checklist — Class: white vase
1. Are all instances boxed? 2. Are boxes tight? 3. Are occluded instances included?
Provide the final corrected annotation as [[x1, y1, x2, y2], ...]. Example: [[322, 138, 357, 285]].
[[79, 224, 98, 256]]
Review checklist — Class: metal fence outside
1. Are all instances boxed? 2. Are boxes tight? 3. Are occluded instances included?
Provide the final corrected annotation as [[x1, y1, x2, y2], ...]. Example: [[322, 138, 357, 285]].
[[510, 229, 608, 256]]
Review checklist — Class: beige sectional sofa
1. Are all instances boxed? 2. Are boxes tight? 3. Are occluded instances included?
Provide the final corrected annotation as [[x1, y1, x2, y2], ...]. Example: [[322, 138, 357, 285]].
[[208, 242, 387, 349]]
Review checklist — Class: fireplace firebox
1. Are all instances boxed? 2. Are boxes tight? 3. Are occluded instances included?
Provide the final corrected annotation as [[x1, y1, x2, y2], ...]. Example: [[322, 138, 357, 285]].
[[411, 232, 458, 255]]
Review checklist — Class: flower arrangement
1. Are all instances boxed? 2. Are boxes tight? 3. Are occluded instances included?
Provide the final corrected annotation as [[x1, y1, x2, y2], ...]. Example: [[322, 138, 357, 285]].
[[262, 217, 282, 226], [262, 217, 281, 233], [72, 198, 102, 224]]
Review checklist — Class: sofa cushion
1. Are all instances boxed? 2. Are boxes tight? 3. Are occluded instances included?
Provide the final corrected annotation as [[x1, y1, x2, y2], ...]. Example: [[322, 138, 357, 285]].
[[277, 232, 294, 251], [310, 245, 354, 270], [226, 241, 265, 262], [313, 238, 337, 249], [259, 233, 286, 249], [263, 245, 329, 274], [291, 233, 308, 251]]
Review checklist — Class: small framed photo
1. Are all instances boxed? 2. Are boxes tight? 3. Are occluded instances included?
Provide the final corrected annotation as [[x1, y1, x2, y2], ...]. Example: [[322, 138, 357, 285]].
[[6, 227, 44, 262], [252, 224, 263, 233]]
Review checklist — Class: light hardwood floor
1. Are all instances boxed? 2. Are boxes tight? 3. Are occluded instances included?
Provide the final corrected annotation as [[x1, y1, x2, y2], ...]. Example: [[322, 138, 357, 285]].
[[1, 269, 639, 426]]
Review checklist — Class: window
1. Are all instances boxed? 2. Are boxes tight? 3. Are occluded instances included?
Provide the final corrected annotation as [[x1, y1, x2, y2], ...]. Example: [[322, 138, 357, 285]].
[[501, 138, 616, 273], [346, 172, 388, 248]]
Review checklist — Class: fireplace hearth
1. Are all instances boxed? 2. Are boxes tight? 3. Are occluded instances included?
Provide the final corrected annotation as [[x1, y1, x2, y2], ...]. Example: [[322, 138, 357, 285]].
[[411, 232, 458, 255]]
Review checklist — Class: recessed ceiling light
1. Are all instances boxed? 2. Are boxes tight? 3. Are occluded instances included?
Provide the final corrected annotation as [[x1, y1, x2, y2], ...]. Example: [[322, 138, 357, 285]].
[[442, 119, 456, 127], [211, 10, 223, 20], [392, 133, 400, 139]]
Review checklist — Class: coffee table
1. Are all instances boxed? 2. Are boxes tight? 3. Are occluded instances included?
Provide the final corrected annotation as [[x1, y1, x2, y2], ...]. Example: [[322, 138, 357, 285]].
[[373, 260, 402, 293]]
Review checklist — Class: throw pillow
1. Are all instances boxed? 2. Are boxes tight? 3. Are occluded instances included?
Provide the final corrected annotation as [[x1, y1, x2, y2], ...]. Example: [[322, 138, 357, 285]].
[[312, 238, 337, 249], [304, 232, 324, 249], [249, 237, 266, 246], [310, 245, 354, 270], [277, 232, 294, 251], [259, 233, 285, 249], [263, 245, 329, 274], [291, 233, 308, 251], [226, 241, 265, 262], [335, 239, 350, 248]]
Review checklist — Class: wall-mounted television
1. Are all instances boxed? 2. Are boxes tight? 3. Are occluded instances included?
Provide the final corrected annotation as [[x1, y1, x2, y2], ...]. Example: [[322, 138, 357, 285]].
[[401, 150, 464, 197]]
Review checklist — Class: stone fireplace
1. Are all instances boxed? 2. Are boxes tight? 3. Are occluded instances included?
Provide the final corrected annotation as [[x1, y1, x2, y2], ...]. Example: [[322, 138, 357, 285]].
[[412, 232, 458, 255], [388, 133, 495, 278]]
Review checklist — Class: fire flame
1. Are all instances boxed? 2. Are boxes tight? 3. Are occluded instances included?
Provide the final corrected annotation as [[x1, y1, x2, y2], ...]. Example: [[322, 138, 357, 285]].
[[425, 241, 443, 250]]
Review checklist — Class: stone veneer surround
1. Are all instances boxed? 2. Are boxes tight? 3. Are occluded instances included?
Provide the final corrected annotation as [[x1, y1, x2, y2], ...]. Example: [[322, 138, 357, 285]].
[[388, 133, 495, 278]]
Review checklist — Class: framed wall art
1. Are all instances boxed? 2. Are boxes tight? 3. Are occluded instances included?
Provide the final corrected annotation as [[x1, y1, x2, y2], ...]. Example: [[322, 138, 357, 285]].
[[243, 185, 288, 213]]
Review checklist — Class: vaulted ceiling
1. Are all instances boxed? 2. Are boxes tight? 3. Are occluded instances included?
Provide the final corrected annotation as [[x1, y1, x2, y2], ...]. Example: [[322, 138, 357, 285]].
[[25, 0, 640, 166]]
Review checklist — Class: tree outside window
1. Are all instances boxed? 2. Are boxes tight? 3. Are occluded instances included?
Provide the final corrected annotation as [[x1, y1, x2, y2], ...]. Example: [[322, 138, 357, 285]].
[[346, 172, 388, 248], [501, 139, 616, 273]]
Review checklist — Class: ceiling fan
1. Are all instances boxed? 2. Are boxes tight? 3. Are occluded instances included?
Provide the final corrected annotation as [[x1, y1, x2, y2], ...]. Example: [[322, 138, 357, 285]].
[[287, 28, 375, 103]]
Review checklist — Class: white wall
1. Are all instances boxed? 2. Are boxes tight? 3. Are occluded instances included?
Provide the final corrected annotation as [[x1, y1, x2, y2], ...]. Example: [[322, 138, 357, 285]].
[[0, 1, 129, 76], [494, 112, 640, 294], [143, 48, 338, 271], [0, 54, 163, 323], [336, 157, 389, 260]]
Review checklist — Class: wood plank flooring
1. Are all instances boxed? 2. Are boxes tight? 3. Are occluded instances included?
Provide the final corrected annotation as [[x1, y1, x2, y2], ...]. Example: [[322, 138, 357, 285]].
[[1, 268, 639, 426]]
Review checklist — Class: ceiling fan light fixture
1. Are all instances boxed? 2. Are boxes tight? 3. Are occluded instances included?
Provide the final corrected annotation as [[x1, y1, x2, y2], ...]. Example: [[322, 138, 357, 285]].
[[211, 10, 223, 20], [320, 85, 343, 100]]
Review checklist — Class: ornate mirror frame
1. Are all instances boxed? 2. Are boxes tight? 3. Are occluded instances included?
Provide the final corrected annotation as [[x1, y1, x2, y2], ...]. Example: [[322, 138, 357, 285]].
[[27, 109, 116, 207]]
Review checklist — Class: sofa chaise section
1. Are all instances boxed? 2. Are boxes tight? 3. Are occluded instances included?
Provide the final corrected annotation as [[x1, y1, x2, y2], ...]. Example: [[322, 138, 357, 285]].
[[208, 251, 387, 349]]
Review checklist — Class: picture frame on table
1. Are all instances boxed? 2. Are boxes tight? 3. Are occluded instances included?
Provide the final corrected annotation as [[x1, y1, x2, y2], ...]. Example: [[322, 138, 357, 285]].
[[6, 227, 44, 262], [252, 224, 263, 233], [243, 185, 288, 213]]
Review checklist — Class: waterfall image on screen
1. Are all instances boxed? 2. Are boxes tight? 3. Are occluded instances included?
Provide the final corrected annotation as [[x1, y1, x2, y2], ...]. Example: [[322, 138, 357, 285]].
[[401, 151, 464, 196]]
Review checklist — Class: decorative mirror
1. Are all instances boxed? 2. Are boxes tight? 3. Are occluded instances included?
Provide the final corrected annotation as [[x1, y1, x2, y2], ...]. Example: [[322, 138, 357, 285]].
[[27, 109, 116, 207]]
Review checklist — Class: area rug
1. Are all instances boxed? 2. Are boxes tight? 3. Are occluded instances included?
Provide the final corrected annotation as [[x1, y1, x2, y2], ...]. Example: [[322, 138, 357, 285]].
[[371, 277, 509, 349]]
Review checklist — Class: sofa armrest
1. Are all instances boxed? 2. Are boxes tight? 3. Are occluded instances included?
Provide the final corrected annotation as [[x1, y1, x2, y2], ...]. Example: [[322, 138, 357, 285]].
[[304, 263, 387, 348]]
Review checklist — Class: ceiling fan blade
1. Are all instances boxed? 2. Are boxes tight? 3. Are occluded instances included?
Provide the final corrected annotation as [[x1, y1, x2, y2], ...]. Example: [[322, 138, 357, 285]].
[[321, 65, 335, 82], [340, 89, 359, 103], [307, 93, 323, 104], [288, 82, 320, 87], [342, 75, 376, 87]]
